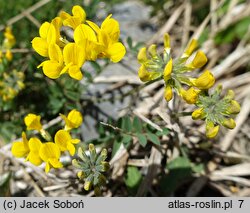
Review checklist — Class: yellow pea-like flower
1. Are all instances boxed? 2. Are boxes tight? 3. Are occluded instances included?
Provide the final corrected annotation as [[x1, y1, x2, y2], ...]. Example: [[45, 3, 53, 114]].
[[100, 14, 120, 42], [38, 43, 64, 79], [63, 43, 85, 80], [60, 109, 83, 131], [163, 58, 173, 82], [180, 87, 199, 104], [186, 50, 207, 69], [24, 113, 42, 131], [55, 130, 80, 156], [182, 39, 198, 58], [26, 137, 43, 166], [222, 118, 236, 129], [206, 121, 220, 138], [87, 15, 126, 62], [31, 22, 56, 57], [39, 142, 63, 173], [191, 70, 215, 89], [11, 132, 29, 158], [60, 5, 86, 29], [164, 86, 173, 102]]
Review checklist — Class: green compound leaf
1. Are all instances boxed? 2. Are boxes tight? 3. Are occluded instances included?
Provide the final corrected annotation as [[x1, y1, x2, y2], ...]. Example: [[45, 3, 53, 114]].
[[136, 133, 147, 147], [146, 133, 161, 146]]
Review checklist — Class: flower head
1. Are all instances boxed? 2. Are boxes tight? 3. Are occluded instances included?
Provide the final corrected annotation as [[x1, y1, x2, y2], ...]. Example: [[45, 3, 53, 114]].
[[193, 85, 241, 138], [72, 144, 109, 195], [137, 34, 209, 104]]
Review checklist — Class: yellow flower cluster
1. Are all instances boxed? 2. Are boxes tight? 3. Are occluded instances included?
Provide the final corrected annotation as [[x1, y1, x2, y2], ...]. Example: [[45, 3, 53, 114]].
[[0, 27, 15, 62], [192, 85, 240, 138], [0, 70, 25, 102], [0, 27, 24, 103], [32, 5, 126, 81], [137, 34, 215, 104], [137, 34, 240, 138], [11, 109, 83, 173]]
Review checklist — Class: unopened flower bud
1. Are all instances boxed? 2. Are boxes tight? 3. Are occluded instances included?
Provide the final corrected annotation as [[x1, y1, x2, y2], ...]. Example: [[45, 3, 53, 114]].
[[148, 44, 157, 57], [137, 47, 148, 63], [227, 100, 241, 114], [84, 181, 92, 191], [163, 58, 172, 82], [164, 86, 173, 102], [182, 39, 198, 58], [206, 121, 220, 138], [222, 118, 236, 129], [192, 108, 205, 120], [164, 33, 171, 53]]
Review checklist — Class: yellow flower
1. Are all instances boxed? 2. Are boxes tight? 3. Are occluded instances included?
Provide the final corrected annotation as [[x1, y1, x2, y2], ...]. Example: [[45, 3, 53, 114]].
[[26, 138, 43, 166], [4, 27, 16, 48], [74, 24, 103, 61], [164, 86, 173, 102], [191, 70, 215, 89], [186, 50, 207, 69], [39, 142, 63, 173], [24, 113, 42, 131], [31, 22, 56, 57], [87, 15, 126, 62], [62, 43, 85, 80], [60, 109, 83, 131], [60, 5, 86, 29], [38, 43, 64, 79], [206, 121, 220, 138], [11, 132, 29, 158], [54, 130, 80, 156], [180, 87, 199, 104]]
